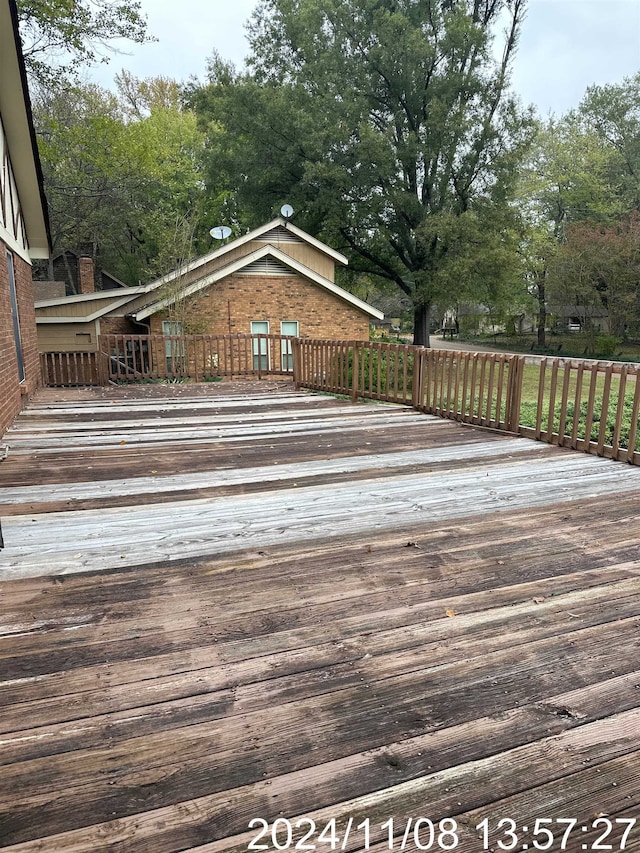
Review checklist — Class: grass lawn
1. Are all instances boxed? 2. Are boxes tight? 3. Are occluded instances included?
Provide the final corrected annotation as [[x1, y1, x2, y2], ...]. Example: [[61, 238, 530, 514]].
[[519, 360, 639, 450], [463, 331, 640, 362]]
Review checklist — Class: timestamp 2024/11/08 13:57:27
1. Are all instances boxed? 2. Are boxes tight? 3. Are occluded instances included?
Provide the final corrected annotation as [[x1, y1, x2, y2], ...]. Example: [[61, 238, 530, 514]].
[[246, 816, 637, 851]]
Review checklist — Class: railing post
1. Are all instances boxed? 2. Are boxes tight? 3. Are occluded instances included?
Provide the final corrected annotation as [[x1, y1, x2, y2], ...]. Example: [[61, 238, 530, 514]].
[[411, 346, 423, 409], [351, 341, 359, 403], [97, 335, 108, 386], [192, 337, 200, 383], [505, 355, 524, 433], [292, 338, 301, 389]]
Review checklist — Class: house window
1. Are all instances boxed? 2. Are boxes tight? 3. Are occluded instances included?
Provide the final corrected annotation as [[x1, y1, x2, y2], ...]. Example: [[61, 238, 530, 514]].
[[7, 252, 25, 382], [280, 321, 299, 372], [251, 321, 269, 371], [162, 320, 185, 373]]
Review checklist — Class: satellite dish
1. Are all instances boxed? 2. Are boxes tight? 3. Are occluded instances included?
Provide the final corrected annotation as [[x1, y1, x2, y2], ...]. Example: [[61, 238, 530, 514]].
[[210, 225, 232, 240], [280, 204, 294, 219]]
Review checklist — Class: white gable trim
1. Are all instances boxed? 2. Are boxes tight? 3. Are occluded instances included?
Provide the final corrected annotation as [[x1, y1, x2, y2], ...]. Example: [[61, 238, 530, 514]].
[[0, 0, 50, 257], [132, 245, 383, 322], [35, 291, 145, 323], [142, 217, 349, 294], [35, 288, 144, 309]]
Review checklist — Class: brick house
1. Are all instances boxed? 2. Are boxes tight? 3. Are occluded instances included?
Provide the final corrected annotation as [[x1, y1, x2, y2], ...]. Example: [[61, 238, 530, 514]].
[[33, 250, 129, 300], [35, 218, 383, 355], [0, 0, 51, 436]]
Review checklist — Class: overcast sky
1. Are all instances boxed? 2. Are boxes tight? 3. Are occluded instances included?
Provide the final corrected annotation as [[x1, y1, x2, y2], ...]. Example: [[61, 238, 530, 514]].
[[91, 0, 640, 116]]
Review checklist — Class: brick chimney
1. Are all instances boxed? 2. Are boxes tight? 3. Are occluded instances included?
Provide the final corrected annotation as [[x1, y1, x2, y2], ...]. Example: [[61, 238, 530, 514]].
[[78, 256, 95, 294]]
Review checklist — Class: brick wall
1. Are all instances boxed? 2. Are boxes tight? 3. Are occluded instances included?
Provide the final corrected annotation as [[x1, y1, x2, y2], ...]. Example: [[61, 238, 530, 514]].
[[0, 249, 41, 437], [148, 273, 371, 340], [99, 316, 141, 337], [33, 281, 66, 301], [78, 257, 95, 294]]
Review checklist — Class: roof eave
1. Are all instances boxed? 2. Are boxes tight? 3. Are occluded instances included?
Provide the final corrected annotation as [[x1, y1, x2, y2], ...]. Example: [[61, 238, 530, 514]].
[[133, 245, 383, 322], [34, 287, 144, 309], [142, 217, 349, 293], [1, 0, 52, 257]]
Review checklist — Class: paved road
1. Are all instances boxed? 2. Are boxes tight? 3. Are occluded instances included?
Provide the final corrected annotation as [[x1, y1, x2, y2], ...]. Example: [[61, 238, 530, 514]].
[[428, 335, 547, 362]]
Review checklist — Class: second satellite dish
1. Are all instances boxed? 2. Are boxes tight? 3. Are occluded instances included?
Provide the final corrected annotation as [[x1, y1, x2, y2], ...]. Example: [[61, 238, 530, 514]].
[[280, 204, 294, 219], [210, 225, 232, 240]]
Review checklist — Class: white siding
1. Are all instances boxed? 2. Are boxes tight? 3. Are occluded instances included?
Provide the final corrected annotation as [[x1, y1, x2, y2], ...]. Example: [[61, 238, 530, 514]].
[[0, 116, 29, 260]]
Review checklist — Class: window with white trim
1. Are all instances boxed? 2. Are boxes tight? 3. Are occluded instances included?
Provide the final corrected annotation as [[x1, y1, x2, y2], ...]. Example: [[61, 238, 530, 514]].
[[162, 320, 185, 373], [251, 321, 269, 371], [280, 321, 299, 372]]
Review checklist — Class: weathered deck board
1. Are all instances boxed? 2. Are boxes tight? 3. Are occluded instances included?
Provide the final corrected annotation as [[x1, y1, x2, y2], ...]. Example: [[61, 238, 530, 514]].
[[1, 384, 640, 851], [3, 450, 640, 578]]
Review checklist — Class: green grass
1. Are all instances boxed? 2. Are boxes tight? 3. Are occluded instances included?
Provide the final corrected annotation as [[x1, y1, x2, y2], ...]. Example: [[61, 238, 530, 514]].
[[461, 331, 640, 362], [424, 358, 639, 452], [518, 363, 639, 451]]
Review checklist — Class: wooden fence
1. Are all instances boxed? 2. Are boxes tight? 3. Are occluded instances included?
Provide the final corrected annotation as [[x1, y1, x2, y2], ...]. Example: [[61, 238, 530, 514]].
[[40, 335, 640, 465], [40, 351, 99, 387], [518, 356, 640, 464], [296, 339, 416, 404], [295, 340, 640, 466], [42, 334, 298, 386], [101, 333, 298, 383]]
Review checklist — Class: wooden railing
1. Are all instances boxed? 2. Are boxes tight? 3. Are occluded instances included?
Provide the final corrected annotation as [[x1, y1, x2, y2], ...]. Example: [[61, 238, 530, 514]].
[[40, 335, 640, 466], [295, 341, 640, 466], [99, 333, 297, 383], [414, 349, 524, 432], [296, 343, 523, 428], [518, 357, 640, 464], [40, 351, 99, 387], [295, 339, 416, 404]]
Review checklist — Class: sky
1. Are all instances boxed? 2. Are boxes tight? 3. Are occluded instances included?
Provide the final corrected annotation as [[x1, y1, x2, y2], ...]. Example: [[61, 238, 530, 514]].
[[91, 0, 640, 116]]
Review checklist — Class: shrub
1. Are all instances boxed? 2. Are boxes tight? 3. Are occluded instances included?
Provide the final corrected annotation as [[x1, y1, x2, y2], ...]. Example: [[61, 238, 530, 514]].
[[520, 393, 640, 451], [594, 335, 621, 358]]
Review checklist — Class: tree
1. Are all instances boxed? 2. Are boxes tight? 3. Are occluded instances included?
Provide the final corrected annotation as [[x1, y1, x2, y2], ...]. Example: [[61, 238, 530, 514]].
[[548, 212, 640, 342], [115, 71, 182, 120], [16, 0, 152, 87], [192, 0, 533, 344], [577, 73, 640, 212], [33, 79, 208, 287], [517, 116, 623, 347]]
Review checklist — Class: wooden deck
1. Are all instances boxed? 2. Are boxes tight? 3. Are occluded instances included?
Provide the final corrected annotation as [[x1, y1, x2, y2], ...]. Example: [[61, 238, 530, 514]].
[[1, 383, 640, 852]]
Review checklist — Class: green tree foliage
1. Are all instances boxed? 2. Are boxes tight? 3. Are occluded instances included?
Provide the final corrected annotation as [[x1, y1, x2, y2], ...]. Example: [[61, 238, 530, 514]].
[[183, 53, 267, 236], [33, 78, 208, 287], [115, 70, 183, 119], [522, 77, 640, 345], [577, 72, 640, 212], [189, 0, 533, 344], [548, 212, 640, 341], [518, 115, 624, 346], [17, 0, 152, 87]]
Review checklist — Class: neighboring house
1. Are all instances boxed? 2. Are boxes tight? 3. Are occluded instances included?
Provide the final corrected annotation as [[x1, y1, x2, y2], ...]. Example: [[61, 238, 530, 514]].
[[551, 304, 610, 334], [35, 218, 383, 355], [33, 251, 128, 300], [0, 0, 51, 436]]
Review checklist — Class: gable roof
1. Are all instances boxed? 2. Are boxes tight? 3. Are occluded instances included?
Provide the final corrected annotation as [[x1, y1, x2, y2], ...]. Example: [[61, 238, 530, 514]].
[[141, 217, 349, 294], [33, 219, 384, 323], [0, 0, 51, 258], [131, 244, 384, 321], [35, 288, 145, 323]]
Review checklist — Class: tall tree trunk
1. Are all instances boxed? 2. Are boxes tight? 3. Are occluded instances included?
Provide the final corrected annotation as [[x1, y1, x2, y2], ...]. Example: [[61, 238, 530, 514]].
[[413, 303, 431, 348], [536, 274, 547, 348]]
